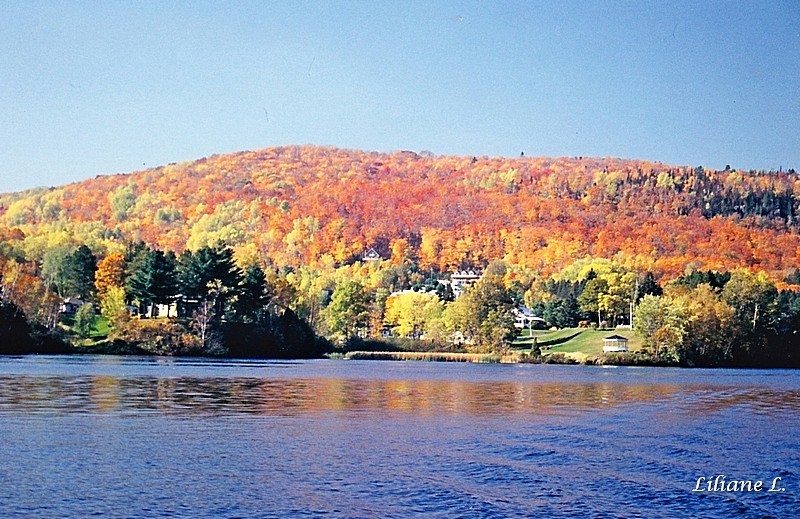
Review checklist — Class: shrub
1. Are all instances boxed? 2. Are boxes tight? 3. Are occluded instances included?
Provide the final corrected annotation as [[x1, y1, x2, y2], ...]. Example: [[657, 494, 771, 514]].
[[73, 304, 96, 338], [542, 352, 578, 364], [116, 318, 205, 356]]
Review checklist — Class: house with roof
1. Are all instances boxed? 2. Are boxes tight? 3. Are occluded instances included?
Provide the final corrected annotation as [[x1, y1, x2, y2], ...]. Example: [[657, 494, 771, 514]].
[[513, 306, 546, 329], [60, 297, 85, 315], [449, 270, 481, 298], [362, 248, 382, 262]]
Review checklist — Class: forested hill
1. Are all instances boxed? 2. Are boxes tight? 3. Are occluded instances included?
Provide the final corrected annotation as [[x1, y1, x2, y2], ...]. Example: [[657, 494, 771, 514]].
[[1, 145, 799, 281]]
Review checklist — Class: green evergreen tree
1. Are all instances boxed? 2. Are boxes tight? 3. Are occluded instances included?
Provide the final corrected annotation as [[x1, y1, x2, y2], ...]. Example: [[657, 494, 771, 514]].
[[235, 263, 271, 323], [637, 271, 662, 301], [178, 246, 242, 318], [544, 295, 581, 328], [73, 303, 96, 338], [40, 244, 97, 300], [68, 245, 97, 301], [178, 247, 241, 299], [126, 248, 178, 317], [674, 271, 730, 290]]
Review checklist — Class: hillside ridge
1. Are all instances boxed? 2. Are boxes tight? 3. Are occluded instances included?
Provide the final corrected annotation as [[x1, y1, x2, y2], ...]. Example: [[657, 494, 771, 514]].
[[1, 145, 798, 281]]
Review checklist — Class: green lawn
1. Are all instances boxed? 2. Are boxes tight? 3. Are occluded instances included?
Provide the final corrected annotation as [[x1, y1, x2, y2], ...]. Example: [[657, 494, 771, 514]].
[[60, 314, 111, 340], [513, 327, 642, 359], [90, 316, 111, 338], [514, 328, 579, 345]]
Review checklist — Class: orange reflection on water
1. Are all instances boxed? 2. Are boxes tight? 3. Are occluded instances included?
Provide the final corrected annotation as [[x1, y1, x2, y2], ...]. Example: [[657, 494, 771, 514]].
[[2, 374, 799, 418], [88, 376, 122, 413]]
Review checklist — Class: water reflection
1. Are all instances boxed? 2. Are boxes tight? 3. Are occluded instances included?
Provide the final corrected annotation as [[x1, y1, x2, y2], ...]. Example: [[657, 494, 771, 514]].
[[1, 359, 799, 518], [2, 374, 798, 417]]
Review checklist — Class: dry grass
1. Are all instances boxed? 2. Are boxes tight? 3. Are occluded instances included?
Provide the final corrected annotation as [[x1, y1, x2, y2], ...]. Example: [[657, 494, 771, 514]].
[[343, 351, 503, 363]]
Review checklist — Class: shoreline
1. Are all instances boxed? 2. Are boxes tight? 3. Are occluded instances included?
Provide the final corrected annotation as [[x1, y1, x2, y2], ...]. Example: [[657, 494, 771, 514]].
[[3, 348, 798, 369], [333, 349, 674, 366], [4, 329, 797, 368]]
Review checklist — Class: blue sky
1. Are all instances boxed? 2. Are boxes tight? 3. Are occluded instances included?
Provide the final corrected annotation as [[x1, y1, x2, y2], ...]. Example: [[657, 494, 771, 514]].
[[1, 1, 798, 192]]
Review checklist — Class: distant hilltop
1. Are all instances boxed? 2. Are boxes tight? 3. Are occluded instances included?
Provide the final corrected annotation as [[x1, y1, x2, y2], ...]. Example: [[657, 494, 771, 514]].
[[1, 145, 798, 281]]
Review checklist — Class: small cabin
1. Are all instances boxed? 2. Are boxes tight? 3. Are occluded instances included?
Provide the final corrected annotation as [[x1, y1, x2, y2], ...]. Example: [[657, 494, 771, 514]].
[[362, 248, 382, 262], [602, 334, 629, 353], [60, 297, 85, 315]]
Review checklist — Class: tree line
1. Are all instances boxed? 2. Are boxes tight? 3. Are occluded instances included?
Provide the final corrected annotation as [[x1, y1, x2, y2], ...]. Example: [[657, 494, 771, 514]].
[[2, 229, 800, 366], [529, 261, 800, 367], [0, 240, 323, 357]]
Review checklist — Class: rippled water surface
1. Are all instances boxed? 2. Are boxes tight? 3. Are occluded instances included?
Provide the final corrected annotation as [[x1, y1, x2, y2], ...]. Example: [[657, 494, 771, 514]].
[[0, 355, 798, 518]]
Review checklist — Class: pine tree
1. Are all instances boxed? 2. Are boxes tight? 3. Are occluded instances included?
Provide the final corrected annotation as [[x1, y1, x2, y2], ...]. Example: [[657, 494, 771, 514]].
[[178, 246, 242, 318], [178, 247, 241, 300], [638, 271, 663, 301], [66, 245, 97, 301], [236, 263, 271, 323], [126, 248, 178, 317]]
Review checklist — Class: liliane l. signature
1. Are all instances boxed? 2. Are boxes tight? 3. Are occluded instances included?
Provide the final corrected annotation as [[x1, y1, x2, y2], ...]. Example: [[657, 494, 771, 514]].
[[693, 475, 786, 493]]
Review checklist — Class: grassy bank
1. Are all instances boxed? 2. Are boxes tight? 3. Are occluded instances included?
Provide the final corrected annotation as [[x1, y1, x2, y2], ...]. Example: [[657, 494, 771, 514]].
[[334, 328, 648, 365], [514, 327, 643, 362]]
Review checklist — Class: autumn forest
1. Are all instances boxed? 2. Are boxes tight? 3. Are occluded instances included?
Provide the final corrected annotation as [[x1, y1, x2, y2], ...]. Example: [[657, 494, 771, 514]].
[[1, 145, 799, 365]]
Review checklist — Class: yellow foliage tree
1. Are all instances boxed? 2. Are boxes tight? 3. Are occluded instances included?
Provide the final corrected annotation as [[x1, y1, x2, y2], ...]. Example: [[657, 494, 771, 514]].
[[384, 291, 443, 338]]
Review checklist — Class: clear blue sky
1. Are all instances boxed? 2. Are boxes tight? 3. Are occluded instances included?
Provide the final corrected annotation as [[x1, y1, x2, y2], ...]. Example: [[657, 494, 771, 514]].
[[2, 1, 798, 192]]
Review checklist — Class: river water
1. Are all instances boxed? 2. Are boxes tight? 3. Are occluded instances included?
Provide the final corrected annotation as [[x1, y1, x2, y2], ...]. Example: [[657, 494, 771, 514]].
[[0, 355, 797, 518]]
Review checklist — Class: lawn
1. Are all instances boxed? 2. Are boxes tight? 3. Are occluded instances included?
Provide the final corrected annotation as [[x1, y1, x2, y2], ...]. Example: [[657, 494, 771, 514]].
[[90, 316, 111, 338], [514, 328, 579, 345], [60, 314, 111, 340], [513, 327, 643, 359]]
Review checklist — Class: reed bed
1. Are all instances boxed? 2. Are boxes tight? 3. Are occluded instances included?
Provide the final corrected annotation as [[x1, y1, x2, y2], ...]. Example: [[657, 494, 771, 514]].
[[343, 351, 503, 363]]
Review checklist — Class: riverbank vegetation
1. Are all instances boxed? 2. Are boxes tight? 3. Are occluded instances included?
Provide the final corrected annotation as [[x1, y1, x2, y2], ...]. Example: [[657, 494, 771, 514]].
[[1, 146, 799, 366], [1, 236, 798, 367]]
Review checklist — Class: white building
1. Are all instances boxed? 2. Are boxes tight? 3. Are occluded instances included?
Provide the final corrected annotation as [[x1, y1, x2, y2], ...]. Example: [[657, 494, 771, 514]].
[[513, 307, 546, 329], [602, 335, 629, 352], [449, 270, 481, 298]]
